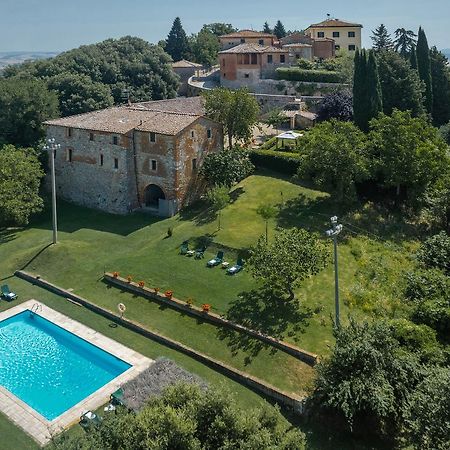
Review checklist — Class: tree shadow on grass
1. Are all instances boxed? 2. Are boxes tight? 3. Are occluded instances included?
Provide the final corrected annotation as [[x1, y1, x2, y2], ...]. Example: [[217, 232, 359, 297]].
[[0, 228, 18, 244], [178, 200, 217, 227], [217, 287, 313, 364]]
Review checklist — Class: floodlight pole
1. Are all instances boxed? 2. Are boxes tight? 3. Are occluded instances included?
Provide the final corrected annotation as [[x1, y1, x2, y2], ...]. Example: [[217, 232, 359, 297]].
[[44, 138, 60, 244], [326, 216, 343, 328]]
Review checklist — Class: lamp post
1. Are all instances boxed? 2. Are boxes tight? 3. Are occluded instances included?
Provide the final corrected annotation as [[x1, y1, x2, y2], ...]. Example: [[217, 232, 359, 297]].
[[43, 138, 60, 244], [326, 216, 343, 328]]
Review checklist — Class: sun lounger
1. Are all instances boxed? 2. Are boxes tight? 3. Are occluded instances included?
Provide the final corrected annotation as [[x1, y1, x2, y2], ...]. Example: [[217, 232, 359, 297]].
[[1, 285, 17, 301], [207, 251, 224, 267], [227, 258, 244, 275]]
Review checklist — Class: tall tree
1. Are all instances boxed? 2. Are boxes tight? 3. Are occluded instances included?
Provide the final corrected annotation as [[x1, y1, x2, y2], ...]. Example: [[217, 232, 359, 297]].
[[430, 47, 450, 126], [262, 22, 272, 34], [371, 24, 393, 51], [203, 87, 259, 147], [377, 50, 425, 117], [0, 78, 59, 148], [165, 17, 190, 62], [367, 50, 383, 121], [273, 20, 287, 39], [394, 28, 417, 57], [416, 27, 433, 114], [191, 29, 220, 67], [410, 46, 418, 69], [353, 49, 368, 130], [0, 145, 44, 226], [202, 23, 237, 37]]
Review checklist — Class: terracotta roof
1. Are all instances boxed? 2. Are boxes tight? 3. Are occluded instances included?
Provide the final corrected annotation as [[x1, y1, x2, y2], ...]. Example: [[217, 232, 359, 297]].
[[219, 43, 287, 54], [282, 43, 313, 48], [44, 97, 207, 135], [308, 18, 363, 28], [171, 59, 203, 68], [220, 29, 275, 39]]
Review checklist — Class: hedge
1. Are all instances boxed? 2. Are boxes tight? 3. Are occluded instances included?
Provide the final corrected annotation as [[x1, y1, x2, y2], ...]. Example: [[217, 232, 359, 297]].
[[249, 149, 303, 175], [276, 68, 344, 83]]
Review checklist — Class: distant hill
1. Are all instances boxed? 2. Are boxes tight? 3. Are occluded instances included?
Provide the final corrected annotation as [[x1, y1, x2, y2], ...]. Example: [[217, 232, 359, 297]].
[[0, 51, 58, 71]]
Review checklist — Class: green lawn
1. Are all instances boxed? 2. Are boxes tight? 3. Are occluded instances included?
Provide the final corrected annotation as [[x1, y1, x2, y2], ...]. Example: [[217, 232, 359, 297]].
[[0, 170, 416, 449]]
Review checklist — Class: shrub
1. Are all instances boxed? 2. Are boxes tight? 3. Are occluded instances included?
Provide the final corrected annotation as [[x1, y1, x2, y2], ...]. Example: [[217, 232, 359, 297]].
[[417, 231, 450, 274], [439, 121, 450, 145], [404, 269, 450, 302], [277, 68, 344, 83], [317, 90, 353, 122], [413, 299, 450, 343], [249, 149, 303, 175]]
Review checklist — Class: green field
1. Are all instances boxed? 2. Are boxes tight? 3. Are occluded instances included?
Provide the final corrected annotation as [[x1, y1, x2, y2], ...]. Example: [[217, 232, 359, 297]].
[[0, 170, 416, 449]]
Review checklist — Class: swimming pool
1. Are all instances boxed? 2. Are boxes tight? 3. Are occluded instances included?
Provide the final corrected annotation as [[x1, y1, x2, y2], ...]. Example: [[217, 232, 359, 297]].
[[0, 310, 131, 420]]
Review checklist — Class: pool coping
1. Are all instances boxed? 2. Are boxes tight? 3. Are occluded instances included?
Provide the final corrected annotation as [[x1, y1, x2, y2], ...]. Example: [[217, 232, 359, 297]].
[[0, 300, 153, 446]]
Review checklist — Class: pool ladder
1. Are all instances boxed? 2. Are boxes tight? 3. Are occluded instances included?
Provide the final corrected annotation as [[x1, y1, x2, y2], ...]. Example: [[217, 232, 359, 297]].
[[30, 303, 42, 316]]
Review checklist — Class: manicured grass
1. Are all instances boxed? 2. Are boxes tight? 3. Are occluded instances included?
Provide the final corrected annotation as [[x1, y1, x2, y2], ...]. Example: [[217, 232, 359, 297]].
[[0, 411, 38, 450]]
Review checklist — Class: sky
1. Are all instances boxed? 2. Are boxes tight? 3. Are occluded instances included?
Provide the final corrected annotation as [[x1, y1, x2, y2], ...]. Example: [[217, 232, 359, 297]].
[[1, 0, 449, 53]]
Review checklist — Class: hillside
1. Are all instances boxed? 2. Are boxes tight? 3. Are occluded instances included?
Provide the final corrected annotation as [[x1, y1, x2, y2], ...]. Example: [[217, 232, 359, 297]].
[[0, 51, 58, 71]]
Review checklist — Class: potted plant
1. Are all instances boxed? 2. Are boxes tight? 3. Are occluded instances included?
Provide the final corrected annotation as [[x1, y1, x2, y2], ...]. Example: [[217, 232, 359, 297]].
[[126, 275, 132, 283], [202, 304, 211, 313], [154, 287, 160, 295], [113, 271, 119, 278], [138, 281, 145, 288], [186, 298, 194, 308], [164, 290, 173, 299]]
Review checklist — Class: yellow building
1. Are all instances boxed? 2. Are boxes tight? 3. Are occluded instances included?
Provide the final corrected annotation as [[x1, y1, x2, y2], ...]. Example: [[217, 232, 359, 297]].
[[305, 18, 362, 53]]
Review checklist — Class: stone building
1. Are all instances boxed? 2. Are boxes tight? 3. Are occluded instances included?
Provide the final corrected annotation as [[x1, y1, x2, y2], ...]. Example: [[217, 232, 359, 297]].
[[44, 97, 223, 217], [219, 43, 289, 88], [305, 18, 363, 53], [219, 30, 276, 51], [280, 33, 336, 60], [171, 60, 204, 96]]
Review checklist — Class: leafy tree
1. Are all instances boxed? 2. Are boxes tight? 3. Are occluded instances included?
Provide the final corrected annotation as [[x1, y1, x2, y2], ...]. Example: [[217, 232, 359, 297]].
[[191, 29, 220, 67], [297, 120, 368, 202], [368, 110, 449, 204], [202, 23, 237, 37], [430, 47, 450, 126], [248, 228, 329, 300], [262, 22, 272, 34], [371, 24, 393, 51], [256, 204, 278, 242], [265, 108, 287, 131], [417, 231, 450, 273], [200, 147, 254, 187], [50, 383, 306, 450], [311, 319, 424, 437], [273, 20, 287, 39], [404, 268, 450, 303], [416, 27, 433, 114], [317, 90, 353, 122], [0, 78, 59, 147], [394, 28, 417, 57], [413, 299, 450, 344], [440, 121, 450, 145], [203, 87, 259, 147], [48, 73, 114, 117], [377, 51, 425, 117], [0, 145, 44, 226], [422, 176, 450, 231], [406, 367, 450, 450], [206, 185, 230, 230], [165, 17, 190, 62]]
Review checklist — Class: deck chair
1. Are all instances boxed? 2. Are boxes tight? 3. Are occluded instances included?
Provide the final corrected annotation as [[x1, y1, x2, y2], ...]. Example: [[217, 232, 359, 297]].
[[207, 251, 224, 267], [195, 245, 207, 259], [1, 285, 17, 301], [79, 410, 102, 430], [227, 258, 244, 275]]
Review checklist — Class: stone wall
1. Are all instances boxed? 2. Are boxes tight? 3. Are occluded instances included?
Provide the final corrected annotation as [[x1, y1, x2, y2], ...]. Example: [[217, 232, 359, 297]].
[[46, 125, 136, 214]]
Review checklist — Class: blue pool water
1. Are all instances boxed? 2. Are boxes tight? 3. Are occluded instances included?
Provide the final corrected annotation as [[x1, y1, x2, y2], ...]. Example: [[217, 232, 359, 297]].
[[0, 311, 131, 420]]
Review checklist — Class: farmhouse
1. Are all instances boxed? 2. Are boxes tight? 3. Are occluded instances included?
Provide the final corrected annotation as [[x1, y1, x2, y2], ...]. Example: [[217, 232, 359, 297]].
[[44, 97, 223, 217], [219, 30, 276, 50]]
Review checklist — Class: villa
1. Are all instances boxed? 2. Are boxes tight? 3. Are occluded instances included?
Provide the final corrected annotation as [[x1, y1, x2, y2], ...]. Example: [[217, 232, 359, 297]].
[[44, 97, 223, 217], [219, 29, 276, 50]]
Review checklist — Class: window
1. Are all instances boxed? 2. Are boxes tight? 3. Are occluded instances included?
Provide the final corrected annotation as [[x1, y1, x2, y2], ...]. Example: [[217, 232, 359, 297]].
[[149, 132, 156, 143], [259, 39, 264, 45], [335, 45, 341, 50], [114, 158, 119, 170], [192, 158, 197, 171], [89, 132, 94, 141], [244, 73, 250, 78], [240, 38, 245, 43], [280, 54, 286, 63], [112, 136, 118, 145], [207, 129, 212, 139], [100, 154, 104, 166], [348, 31, 356, 38], [318, 31, 325, 38], [223, 73, 226, 78], [67, 128, 72, 138], [191, 130, 195, 138], [243, 54, 250, 64], [348, 44, 356, 51], [151, 159, 157, 171], [251, 53, 257, 64], [222, 58, 225, 67], [333, 31, 340, 38], [267, 54, 273, 64], [67, 148, 72, 162]]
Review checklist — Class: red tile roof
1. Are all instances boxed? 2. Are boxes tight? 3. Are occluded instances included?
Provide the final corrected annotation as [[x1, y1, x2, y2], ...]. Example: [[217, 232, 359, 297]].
[[219, 43, 287, 54], [308, 18, 362, 28], [220, 29, 275, 39]]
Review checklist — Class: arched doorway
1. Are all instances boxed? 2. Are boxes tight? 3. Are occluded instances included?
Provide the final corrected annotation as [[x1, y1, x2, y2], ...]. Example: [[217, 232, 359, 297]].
[[144, 184, 165, 208]]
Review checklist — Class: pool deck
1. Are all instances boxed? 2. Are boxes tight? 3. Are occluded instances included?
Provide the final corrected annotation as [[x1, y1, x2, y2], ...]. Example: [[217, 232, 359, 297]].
[[0, 300, 153, 446]]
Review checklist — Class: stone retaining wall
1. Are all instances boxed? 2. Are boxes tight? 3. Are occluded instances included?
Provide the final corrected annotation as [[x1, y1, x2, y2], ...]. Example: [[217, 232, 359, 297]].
[[15, 271, 306, 414]]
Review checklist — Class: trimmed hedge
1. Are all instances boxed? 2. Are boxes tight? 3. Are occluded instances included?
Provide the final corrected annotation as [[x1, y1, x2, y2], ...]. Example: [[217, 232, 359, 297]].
[[250, 149, 303, 175], [277, 68, 344, 83]]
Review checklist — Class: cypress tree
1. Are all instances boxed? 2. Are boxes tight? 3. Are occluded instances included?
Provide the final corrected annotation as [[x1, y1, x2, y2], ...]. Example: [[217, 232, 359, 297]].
[[165, 17, 190, 62], [416, 27, 433, 113], [353, 49, 370, 130], [430, 47, 450, 126], [367, 50, 383, 124], [409, 46, 418, 70]]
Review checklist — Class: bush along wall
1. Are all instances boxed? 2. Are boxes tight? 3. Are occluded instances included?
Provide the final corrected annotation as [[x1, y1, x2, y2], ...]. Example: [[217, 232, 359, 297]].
[[249, 149, 303, 175], [276, 68, 344, 83]]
